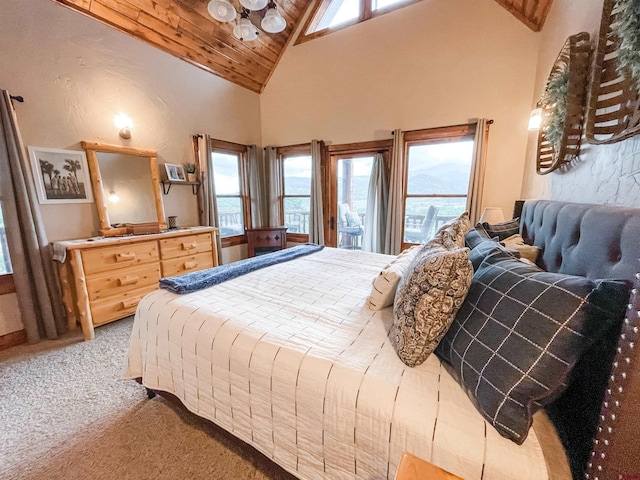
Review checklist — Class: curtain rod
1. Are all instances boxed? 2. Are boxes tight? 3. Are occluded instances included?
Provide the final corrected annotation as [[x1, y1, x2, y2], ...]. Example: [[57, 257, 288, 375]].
[[392, 119, 494, 133]]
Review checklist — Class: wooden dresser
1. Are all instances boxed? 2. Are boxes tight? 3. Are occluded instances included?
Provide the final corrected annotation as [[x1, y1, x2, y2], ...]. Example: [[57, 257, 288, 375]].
[[55, 227, 218, 341]]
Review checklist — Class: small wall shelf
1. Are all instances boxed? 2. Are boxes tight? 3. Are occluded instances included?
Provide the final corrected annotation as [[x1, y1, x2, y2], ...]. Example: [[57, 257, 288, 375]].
[[162, 180, 200, 195]]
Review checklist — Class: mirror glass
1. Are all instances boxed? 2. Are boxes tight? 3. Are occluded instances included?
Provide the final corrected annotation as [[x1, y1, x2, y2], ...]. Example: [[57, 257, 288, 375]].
[[82, 141, 166, 236], [97, 152, 157, 225]]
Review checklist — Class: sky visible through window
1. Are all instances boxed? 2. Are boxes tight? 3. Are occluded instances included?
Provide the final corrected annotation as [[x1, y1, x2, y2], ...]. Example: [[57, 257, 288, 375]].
[[211, 152, 240, 195], [317, 0, 412, 30], [407, 140, 473, 195], [373, 0, 409, 10], [283, 156, 312, 195], [318, 0, 359, 29]]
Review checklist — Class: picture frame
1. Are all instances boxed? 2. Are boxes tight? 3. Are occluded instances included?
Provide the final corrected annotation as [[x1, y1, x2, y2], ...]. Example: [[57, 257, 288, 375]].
[[164, 163, 186, 182], [28, 146, 94, 204]]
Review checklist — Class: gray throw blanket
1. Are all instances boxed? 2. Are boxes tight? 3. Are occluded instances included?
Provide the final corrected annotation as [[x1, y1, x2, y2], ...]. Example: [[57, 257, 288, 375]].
[[159, 243, 324, 294]]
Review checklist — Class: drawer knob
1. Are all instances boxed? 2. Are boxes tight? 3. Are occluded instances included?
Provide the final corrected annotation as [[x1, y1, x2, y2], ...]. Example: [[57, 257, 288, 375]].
[[121, 297, 141, 309], [118, 275, 139, 286], [184, 261, 198, 270], [182, 242, 197, 250], [115, 252, 136, 262]]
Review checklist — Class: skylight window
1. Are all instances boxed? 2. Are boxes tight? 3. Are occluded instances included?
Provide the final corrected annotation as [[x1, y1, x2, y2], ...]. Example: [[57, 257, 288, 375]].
[[316, 0, 360, 30], [299, 0, 422, 43], [373, 0, 410, 10]]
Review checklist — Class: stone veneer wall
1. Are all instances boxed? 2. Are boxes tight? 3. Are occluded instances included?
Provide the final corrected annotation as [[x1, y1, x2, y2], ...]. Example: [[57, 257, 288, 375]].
[[549, 136, 640, 207], [520, 0, 640, 209]]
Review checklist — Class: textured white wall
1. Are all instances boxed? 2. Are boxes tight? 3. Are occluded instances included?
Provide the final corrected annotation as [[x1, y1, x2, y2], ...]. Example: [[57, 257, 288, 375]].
[[0, 0, 262, 335], [520, 0, 640, 208], [261, 0, 541, 220], [0, 0, 262, 243]]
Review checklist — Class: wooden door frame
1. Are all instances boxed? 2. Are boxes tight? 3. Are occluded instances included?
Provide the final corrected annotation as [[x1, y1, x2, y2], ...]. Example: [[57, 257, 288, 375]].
[[323, 140, 392, 247]]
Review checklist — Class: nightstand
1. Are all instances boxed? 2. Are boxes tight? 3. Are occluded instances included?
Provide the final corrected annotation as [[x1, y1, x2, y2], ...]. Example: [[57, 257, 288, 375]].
[[395, 452, 463, 480], [246, 227, 287, 257]]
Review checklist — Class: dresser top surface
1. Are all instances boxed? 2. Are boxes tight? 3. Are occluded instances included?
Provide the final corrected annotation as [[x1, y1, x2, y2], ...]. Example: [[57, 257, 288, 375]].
[[54, 226, 218, 252]]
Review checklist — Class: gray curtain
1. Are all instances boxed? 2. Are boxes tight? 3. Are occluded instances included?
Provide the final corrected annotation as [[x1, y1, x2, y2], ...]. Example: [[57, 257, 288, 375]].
[[384, 129, 405, 255], [247, 145, 266, 228], [362, 152, 388, 253], [309, 139, 325, 244], [264, 146, 283, 227], [196, 134, 223, 264], [466, 119, 490, 224], [0, 90, 65, 342]]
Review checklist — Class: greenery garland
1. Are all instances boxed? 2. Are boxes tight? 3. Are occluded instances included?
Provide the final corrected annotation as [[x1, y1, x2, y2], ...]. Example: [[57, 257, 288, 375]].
[[614, 0, 640, 92], [542, 66, 570, 149]]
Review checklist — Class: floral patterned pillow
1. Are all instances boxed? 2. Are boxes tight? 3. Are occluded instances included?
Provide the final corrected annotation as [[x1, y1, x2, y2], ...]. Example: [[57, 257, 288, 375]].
[[389, 242, 473, 367], [431, 211, 472, 249]]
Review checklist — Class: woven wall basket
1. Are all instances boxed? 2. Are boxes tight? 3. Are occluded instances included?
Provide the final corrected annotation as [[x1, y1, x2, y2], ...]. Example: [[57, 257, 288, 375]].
[[586, 0, 640, 144], [536, 32, 591, 175]]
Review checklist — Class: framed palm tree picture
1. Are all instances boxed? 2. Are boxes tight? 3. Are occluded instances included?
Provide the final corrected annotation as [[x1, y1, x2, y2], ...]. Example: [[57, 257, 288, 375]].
[[28, 146, 93, 204]]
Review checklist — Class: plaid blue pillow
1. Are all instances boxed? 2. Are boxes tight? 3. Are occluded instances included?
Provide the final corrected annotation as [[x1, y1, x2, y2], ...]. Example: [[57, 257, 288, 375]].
[[479, 218, 520, 241], [436, 248, 629, 444]]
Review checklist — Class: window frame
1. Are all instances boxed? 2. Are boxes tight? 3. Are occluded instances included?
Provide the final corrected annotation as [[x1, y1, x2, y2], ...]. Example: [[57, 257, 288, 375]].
[[209, 139, 252, 248], [401, 123, 476, 251], [277, 143, 313, 243], [295, 0, 425, 45]]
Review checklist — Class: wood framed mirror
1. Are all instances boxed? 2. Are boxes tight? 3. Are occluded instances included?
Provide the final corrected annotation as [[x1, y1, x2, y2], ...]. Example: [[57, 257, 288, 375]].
[[82, 141, 167, 236]]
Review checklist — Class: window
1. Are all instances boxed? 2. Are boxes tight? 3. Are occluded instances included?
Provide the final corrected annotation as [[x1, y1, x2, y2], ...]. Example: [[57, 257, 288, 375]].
[[0, 202, 14, 295], [278, 145, 312, 242], [297, 0, 422, 44], [210, 139, 251, 247], [316, 0, 360, 30], [372, 0, 409, 9], [402, 124, 476, 248]]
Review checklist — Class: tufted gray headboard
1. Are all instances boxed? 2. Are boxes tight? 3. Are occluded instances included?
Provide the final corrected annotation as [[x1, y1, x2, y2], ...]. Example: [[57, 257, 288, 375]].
[[519, 200, 640, 480]]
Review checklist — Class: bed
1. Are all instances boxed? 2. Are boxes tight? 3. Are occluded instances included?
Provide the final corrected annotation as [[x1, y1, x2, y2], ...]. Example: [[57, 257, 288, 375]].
[[124, 200, 640, 480]]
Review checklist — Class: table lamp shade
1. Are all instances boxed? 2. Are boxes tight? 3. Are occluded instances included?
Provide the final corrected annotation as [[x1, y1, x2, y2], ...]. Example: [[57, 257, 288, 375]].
[[479, 207, 505, 224]]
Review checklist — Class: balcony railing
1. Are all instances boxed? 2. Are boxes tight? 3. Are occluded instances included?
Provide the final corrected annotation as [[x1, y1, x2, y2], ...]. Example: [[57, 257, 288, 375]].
[[284, 210, 310, 234], [218, 211, 244, 238], [215, 209, 458, 245], [403, 212, 458, 244]]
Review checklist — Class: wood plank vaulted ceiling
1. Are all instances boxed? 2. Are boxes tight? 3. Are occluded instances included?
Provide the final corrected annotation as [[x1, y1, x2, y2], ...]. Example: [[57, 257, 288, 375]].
[[52, 0, 553, 93]]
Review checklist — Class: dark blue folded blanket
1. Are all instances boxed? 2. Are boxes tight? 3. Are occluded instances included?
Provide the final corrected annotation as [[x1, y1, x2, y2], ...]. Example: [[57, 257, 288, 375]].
[[159, 243, 324, 294]]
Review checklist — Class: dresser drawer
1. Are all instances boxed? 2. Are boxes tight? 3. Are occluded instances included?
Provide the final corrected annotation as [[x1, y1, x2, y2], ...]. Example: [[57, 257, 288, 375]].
[[90, 284, 158, 326], [159, 233, 212, 260], [160, 251, 214, 277], [86, 263, 160, 301], [81, 241, 158, 275]]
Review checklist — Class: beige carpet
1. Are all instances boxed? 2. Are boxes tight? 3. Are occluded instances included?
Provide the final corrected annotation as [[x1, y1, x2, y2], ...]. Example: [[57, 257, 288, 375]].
[[0, 317, 297, 480]]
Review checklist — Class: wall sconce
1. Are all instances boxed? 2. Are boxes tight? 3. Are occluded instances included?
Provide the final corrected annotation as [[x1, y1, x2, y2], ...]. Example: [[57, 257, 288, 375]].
[[108, 191, 120, 203], [479, 207, 505, 224], [528, 107, 542, 131], [114, 113, 133, 139]]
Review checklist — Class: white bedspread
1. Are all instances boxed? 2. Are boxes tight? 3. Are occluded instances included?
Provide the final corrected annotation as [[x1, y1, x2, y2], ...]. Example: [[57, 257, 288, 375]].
[[124, 247, 549, 480]]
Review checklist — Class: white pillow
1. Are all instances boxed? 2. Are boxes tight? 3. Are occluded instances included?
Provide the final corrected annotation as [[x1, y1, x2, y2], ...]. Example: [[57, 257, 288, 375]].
[[501, 234, 541, 264], [366, 249, 419, 311]]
